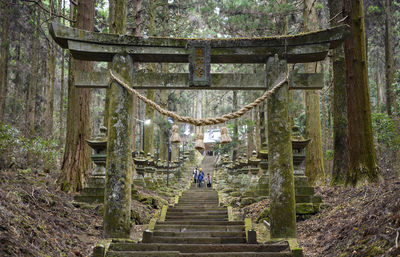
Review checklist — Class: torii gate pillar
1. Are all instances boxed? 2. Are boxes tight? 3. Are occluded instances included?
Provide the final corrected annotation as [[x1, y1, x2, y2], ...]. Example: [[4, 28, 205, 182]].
[[104, 54, 134, 238], [266, 55, 297, 239]]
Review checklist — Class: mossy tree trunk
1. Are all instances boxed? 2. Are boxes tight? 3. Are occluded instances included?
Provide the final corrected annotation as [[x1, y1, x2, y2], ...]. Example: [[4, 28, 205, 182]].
[[267, 55, 296, 239], [328, 0, 349, 185], [304, 0, 325, 185], [342, 0, 379, 186], [0, 1, 10, 123], [58, 0, 94, 192]]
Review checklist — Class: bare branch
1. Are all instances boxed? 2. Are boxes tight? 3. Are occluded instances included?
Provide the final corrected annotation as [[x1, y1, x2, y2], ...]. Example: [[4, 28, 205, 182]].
[[22, 0, 76, 23]]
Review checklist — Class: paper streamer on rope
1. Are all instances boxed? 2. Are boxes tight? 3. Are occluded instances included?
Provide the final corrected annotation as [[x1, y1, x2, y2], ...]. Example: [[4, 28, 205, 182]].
[[170, 125, 182, 144], [220, 127, 232, 144], [194, 133, 205, 151]]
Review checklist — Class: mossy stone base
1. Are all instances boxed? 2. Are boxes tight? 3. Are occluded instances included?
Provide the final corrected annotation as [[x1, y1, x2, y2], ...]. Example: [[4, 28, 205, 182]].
[[132, 178, 146, 187], [241, 197, 256, 207], [296, 203, 320, 214]]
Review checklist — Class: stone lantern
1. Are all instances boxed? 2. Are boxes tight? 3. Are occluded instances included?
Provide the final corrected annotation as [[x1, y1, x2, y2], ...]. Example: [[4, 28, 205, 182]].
[[74, 126, 107, 204], [144, 153, 156, 189], [255, 142, 269, 197], [244, 150, 261, 197], [133, 151, 146, 187]]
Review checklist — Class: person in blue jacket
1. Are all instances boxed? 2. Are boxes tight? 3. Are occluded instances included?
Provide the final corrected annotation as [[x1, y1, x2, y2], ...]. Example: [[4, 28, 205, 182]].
[[198, 168, 204, 188]]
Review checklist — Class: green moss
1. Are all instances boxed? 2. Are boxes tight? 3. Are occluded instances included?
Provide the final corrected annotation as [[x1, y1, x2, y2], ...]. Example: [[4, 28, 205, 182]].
[[241, 197, 256, 207], [230, 191, 241, 197], [256, 208, 270, 223]]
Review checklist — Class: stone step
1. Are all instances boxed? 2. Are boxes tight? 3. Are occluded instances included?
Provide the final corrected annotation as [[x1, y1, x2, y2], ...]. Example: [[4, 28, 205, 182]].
[[107, 250, 180, 257], [166, 214, 227, 219], [178, 201, 219, 204], [180, 253, 292, 257], [168, 206, 227, 212], [295, 195, 322, 203], [167, 210, 227, 215], [158, 221, 244, 226], [73, 195, 103, 203], [294, 176, 309, 187], [108, 242, 290, 253], [151, 236, 246, 244], [166, 216, 228, 221], [179, 197, 218, 200], [107, 251, 291, 257], [80, 187, 104, 196], [154, 224, 244, 232], [87, 177, 105, 187], [175, 204, 220, 207], [294, 186, 315, 196], [153, 231, 246, 238]]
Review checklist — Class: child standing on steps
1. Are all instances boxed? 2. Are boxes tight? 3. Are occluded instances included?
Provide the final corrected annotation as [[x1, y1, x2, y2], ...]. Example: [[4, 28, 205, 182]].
[[206, 173, 212, 188], [193, 167, 198, 183], [198, 168, 204, 188]]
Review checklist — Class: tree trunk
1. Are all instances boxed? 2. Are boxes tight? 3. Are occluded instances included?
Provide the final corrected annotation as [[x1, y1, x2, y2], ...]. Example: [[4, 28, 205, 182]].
[[26, 8, 41, 139], [342, 0, 379, 186], [159, 85, 169, 161], [58, 0, 66, 145], [0, 1, 10, 123], [144, 0, 156, 155], [304, 0, 325, 185], [384, 0, 395, 117], [328, 0, 349, 185], [58, 0, 95, 193], [12, 32, 21, 120], [232, 91, 238, 162], [45, 45, 56, 138], [103, 0, 114, 128], [246, 94, 255, 156]]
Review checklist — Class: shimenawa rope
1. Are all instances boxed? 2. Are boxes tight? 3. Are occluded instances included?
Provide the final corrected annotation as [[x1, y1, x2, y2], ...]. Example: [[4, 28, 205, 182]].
[[109, 70, 289, 127]]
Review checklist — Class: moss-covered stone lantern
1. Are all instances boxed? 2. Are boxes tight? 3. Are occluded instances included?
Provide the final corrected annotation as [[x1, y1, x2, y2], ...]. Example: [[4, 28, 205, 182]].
[[74, 126, 108, 204], [255, 143, 269, 197], [133, 151, 146, 187]]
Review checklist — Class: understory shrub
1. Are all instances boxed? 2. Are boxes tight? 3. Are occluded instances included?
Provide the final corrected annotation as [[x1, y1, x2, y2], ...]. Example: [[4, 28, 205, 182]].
[[0, 123, 58, 171]]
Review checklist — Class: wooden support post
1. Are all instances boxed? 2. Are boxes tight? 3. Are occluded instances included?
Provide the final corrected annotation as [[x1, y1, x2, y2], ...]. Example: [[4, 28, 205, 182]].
[[266, 55, 297, 239], [104, 54, 134, 238]]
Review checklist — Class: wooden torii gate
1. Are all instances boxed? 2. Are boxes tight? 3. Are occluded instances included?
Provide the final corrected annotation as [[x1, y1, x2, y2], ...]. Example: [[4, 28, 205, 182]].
[[49, 22, 349, 240]]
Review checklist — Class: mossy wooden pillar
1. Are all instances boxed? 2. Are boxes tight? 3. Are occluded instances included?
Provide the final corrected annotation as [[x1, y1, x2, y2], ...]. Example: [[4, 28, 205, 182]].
[[266, 55, 296, 238], [104, 54, 134, 238]]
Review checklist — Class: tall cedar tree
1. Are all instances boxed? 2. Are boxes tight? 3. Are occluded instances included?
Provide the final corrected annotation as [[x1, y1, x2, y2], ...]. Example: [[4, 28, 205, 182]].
[[384, 0, 395, 116], [58, 0, 95, 192], [0, 1, 10, 123], [342, 0, 379, 185], [304, 0, 325, 185], [26, 7, 40, 140], [328, 0, 349, 185], [144, 0, 156, 156]]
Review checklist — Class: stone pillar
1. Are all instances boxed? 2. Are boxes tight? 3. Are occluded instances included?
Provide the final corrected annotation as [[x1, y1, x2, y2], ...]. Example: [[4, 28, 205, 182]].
[[104, 54, 134, 238], [266, 55, 296, 238]]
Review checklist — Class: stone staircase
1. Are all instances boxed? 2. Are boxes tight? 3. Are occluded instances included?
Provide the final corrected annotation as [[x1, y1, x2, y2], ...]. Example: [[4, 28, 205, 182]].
[[103, 184, 293, 256]]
